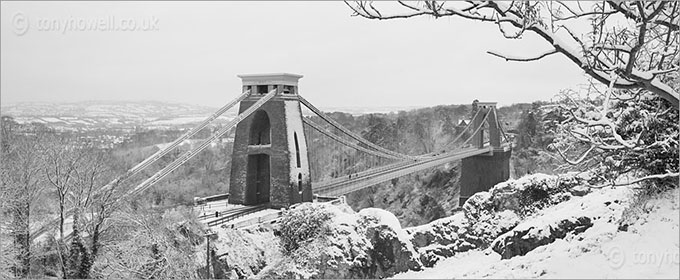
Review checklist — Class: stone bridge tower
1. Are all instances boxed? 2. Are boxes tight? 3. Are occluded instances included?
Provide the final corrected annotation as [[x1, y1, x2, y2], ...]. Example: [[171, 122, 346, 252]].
[[459, 101, 512, 205], [228, 73, 312, 208]]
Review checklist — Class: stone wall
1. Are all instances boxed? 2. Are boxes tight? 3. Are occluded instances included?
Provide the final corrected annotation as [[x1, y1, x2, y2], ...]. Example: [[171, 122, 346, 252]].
[[459, 149, 512, 205]]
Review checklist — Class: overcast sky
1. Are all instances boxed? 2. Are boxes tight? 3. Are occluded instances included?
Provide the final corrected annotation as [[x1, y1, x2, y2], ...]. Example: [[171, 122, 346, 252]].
[[1, 1, 590, 108]]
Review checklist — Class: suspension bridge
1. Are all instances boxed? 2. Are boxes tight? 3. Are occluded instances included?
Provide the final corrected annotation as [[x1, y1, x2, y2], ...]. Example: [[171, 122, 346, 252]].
[[30, 73, 511, 239]]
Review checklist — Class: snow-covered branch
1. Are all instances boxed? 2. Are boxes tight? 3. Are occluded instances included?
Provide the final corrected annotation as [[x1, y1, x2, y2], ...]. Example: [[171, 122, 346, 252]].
[[345, 0, 680, 107], [589, 172, 680, 189], [487, 49, 558, 62], [548, 77, 678, 185], [555, 144, 595, 165]]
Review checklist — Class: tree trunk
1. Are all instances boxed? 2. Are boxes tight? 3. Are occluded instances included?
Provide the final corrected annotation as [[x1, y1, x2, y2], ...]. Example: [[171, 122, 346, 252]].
[[21, 201, 30, 277], [11, 200, 30, 277], [58, 202, 64, 241]]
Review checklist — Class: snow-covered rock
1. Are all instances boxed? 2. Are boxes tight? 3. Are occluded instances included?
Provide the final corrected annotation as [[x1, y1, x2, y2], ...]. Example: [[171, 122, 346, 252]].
[[212, 173, 677, 279], [409, 212, 469, 249], [489, 173, 585, 216], [392, 185, 679, 279], [257, 203, 421, 279], [209, 226, 281, 278], [491, 216, 594, 259], [404, 173, 621, 268], [491, 185, 632, 259], [359, 208, 422, 276], [407, 212, 475, 267]]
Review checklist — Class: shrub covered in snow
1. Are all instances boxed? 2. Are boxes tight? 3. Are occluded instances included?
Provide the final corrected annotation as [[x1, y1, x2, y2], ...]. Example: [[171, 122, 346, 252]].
[[278, 203, 334, 253]]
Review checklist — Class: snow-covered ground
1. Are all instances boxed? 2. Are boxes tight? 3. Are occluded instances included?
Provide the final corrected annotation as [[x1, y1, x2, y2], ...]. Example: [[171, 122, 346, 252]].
[[393, 187, 679, 279]]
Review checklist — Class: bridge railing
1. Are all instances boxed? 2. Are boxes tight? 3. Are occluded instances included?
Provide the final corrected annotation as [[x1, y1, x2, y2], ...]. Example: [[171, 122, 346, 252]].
[[206, 205, 270, 227], [231, 211, 283, 230]]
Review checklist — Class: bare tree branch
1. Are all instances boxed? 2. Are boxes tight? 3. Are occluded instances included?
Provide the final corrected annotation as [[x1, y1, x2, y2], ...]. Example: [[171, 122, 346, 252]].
[[487, 48, 558, 62], [589, 172, 680, 189], [345, 1, 680, 107]]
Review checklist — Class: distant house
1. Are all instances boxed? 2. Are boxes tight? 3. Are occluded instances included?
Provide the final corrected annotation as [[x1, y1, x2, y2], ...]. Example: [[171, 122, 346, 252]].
[[458, 119, 471, 126]]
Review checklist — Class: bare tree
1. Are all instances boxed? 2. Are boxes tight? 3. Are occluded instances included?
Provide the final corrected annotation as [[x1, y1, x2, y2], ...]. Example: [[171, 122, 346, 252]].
[[345, 1, 679, 107], [0, 117, 50, 277], [43, 136, 87, 242], [41, 136, 122, 278], [346, 1, 679, 186], [66, 146, 119, 279], [91, 207, 201, 279]]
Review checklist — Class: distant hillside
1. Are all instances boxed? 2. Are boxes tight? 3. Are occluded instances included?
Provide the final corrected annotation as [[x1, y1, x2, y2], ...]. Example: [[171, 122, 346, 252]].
[[0, 100, 236, 130], [0, 100, 431, 130], [314, 105, 425, 116]]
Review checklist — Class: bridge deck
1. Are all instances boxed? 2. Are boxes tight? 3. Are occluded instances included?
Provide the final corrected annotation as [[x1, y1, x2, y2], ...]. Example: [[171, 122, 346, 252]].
[[312, 145, 495, 197]]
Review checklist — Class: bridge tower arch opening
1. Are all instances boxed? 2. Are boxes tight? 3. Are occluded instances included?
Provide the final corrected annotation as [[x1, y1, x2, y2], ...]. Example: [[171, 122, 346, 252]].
[[246, 153, 271, 204], [249, 110, 271, 145], [229, 73, 313, 208]]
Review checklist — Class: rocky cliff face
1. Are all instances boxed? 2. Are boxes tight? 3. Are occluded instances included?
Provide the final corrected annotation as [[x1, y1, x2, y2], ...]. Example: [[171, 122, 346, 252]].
[[255, 205, 422, 279], [407, 173, 595, 266], [205, 226, 282, 279], [207, 172, 642, 279]]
